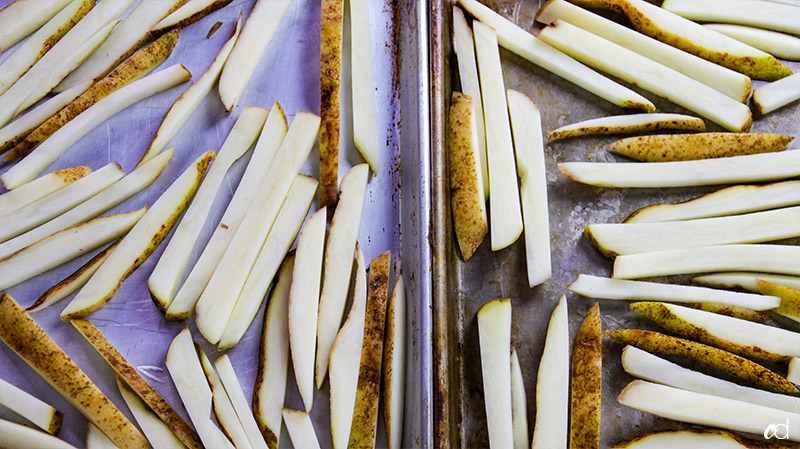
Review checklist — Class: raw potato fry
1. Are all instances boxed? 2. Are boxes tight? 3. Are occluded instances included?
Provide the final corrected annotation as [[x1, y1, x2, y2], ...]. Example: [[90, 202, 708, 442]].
[[0, 165, 90, 216], [218, 0, 292, 111], [0, 64, 191, 189], [282, 409, 322, 449], [447, 92, 487, 261], [693, 272, 800, 293], [71, 320, 203, 449], [536, 0, 751, 103], [0, 418, 76, 449], [611, 429, 752, 449], [382, 275, 406, 449], [510, 349, 528, 449], [631, 301, 800, 363], [148, 105, 265, 310], [253, 255, 293, 449], [531, 295, 569, 449], [537, 20, 753, 133], [0, 0, 92, 96], [548, 113, 706, 141], [60, 151, 214, 320], [0, 149, 173, 261], [350, 0, 379, 173], [0, 162, 123, 242], [611, 133, 793, 162], [319, 0, 344, 213], [570, 0, 792, 80], [757, 280, 800, 324], [0, 208, 145, 291], [87, 423, 119, 449], [0, 294, 148, 449], [586, 205, 800, 257], [754, 72, 800, 115], [789, 358, 800, 385], [663, 0, 800, 36], [618, 380, 800, 442], [559, 150, 800, 188], [705, 23, 800, 61], [117, 375, 187, 449], [348, 251, 391, 449], [0, 377, 62, 434], [476, 299, 513, 449], [0, 0, 72, 51], [457, 0, 655, 111], [198, 351, 252, 449], [568, 274, 780, 310], [8, 29, 180, 161], [137, 18, 242, 167], [474, 21, 523, 251], [570, 302, 601, 449], [215, 355, 270, 449], [686, 303, 768, 323], [613, 244, 800, 279], [152, 0, 234, 34], [166, 104, 287, 321], [605, 329, 798, 394], [625, 180, 800, 223]]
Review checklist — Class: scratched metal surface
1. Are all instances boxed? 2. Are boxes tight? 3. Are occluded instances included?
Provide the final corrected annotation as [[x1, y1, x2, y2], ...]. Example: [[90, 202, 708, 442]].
[[431, 1, 800, 448], [0, 0, 431, 448]]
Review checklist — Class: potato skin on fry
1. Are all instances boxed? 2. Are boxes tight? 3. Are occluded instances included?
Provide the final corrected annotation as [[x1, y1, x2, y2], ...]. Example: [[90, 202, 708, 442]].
[[570, 302, 602, 449], [548, 114, 706, 141], [320, 0, 345, 216], [611, 132, 793, 162]]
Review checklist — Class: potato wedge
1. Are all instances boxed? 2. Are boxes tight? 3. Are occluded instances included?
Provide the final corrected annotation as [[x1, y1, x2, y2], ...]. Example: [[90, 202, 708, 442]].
[[0, 0, 72, 51], [215, 355, 270, 449], [605, 329, 798, 394], [60, 151, 214, 320], [282, 409, 321, 449], [0, 293, 148, 449], [758, 280, 800, 324], [319, 0, 344, 213], [0, 165, 90, 216], [0, 377, 62, 434], [705, 23, 800, 61], [152, 0, 233, 34], [531, 295, 569, 448], [71, 320, 203, 449], [117, 375, 186, 449], [664, 0, 800, 36], [548, 113, 706, 142], [476, 299, 513, 449], [570, 302, 601, 449], [447, 92, 487, 261], [510, 349, 527, 449], [693, 272, 800, 293], [754, 72, 800, 116], [0, 418, 76, 449], [611, 429, 752, 449], [611, 132, 793, 162], [382, 275, 407, 449], [197, 350, 252, 449]]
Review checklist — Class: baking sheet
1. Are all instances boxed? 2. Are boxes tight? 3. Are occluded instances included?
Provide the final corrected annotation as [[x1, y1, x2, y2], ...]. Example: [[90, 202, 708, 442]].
[[0, 0, 431, 447], [431, 1, 800, 447]]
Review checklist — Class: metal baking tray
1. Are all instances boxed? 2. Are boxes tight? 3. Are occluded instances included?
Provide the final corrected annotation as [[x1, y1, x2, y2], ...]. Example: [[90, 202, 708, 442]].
[[0, 0, 432, 447], [430, 1, 800, 447]]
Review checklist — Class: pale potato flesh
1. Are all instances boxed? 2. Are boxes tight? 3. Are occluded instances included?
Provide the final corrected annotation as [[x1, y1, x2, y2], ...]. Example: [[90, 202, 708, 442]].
[[754, 72, 800, 115], [705, 23, 800, 61], [0, 0, 72, 51], [382, 275, 406, 449], [198, 351, 252, 449], [0, 377, 62, 434], [477, 299, 513, 449], [693, 272, 800, 293], [0, 165, 90, 216], [0, 418, 76, 449], [116, 378, 189, 449], [282, 409, 322, 449], [350, 0, 379, 173], [152, 0, 234, 34], [532, 295, 569, 449], [611, 429, 749, 448], [663, 0, 800, 36], [215, 355, 269, 449], [509, 349, 527, 449]]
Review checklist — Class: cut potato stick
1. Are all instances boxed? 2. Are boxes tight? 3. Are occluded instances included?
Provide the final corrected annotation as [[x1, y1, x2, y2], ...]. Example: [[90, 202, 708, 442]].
[[282, 409, 321, 449], [0, 293, 148, 449], [754, 72, 800, 115], [622, 345, 800, 414], [531, 296, 569, 448], [215, 355, 269, 449], [217, 175, 317, 349], [60, 151, 214, 320], [447, 92, 487, 261], [0, 377, 62, 434], [757, 280, 800, 324], [0, 165, 90, 216], [0, 162, 123, 242], [350, 0, 379, 173], [610, 429, 753, 449], [349, 251, 391, 449], [536, 0, 751, 103], [664, 0, 800, 36], [568, 275, 780, 310], [194, 112, 319, 344], [0, 64, 190, 189], [382, 275, 406, 449], [198, 351, 252, 449], [288, 207, 327, 412], [789, 358, 800, 385], [687, 303, 767, 323], [548, 113, 705, 142], [611, 132, 793, 162], [315, 164, 369, 387], [137, 17, 241, 167], [570, 0, 791, 81], [631, 301, 800, 363], [319, 0, 344, 213], [507, 89, 551, 286], [152, 0, 234, 34], [606, 329, 798, 394], [559, 150, 800, 188], [218, 0, 292, 111], [166, 104, 287, 321], [166, 327, 235, 449], [705, 23, 800, 61], [510, 348, 528, 449], [253, 254, 293, 449], [87, 423, 119, 449], [71, 320, 202, 449], [0, 0, 91, 96], [0, 208, 144, 291], [0, 0, 72, 51], [0, 149, 172, 261], [57, 0, 185, 92], [586, 205, 800, 257], [0, 418, 76, 449], [693, 272, 800, 293], [613, 244, 800, 279], [8, 29, 180, 161], [537, 20, 752, 132], [618, 380, 800, 442], [452, 7, 488, 198], [570, 302, 601, 449], [476, 299, 513, 449], [457, 0, 654, 111], [474, 21, 523, 251], [625, 180, 800, 223], [329, 246, 365, 449], [148, 105, 265, 311]]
